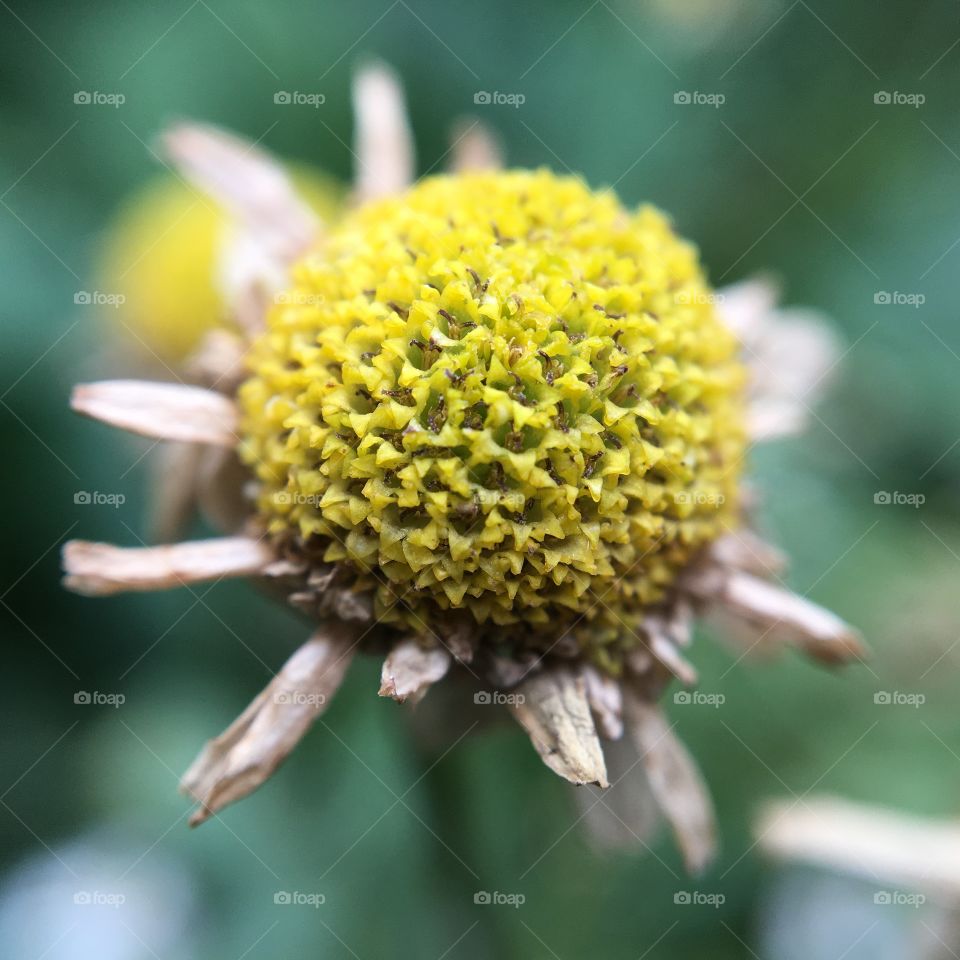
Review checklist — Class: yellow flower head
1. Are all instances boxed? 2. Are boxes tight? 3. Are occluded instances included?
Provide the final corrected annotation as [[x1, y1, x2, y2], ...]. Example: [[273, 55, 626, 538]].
[[100, 170, 344, 362], [240, 170, 746, 668]]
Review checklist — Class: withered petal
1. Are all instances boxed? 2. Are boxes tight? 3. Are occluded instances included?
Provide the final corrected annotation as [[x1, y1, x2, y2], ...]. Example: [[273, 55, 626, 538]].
[[160, 121, 319, 253], [71, 380, 238, 446], [379, 638, 451, 704], [62, 537, 273, 596], [580, 664, 624, 740], [450, 118, 504, 173], [510, 668, 609, 788], [351, 60, 414, 202], [687, 568, 866, 666], [182, 622, 357, 825], [624, 688, 717, 874]]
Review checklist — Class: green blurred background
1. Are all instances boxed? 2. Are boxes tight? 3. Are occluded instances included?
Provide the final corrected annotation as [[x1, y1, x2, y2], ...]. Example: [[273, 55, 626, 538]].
[[3, 0, 960, 956]]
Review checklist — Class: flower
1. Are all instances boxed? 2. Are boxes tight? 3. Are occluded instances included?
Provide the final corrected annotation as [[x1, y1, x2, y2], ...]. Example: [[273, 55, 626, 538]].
[[63, 61, 864, 872]]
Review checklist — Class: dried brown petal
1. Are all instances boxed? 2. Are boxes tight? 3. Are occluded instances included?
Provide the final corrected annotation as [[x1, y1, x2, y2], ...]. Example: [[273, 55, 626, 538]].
[[708, 530, 788, 579], [352, 61, 414, 202], [450, 118, 504, 172], [161, 122, 318, 255], [580, 664, 623, 740], [182, 623, 357, 825], [686, 568, 866, 665], [510, 668, 609, 787], [574, 733, 661, 851], [379, 638, 451, 704], [149, 441, 204, 543], [756, 796, 960, 895], [623, 687, 717, 874], [71, 380, 238, 446], [62, 537, 273, 596]]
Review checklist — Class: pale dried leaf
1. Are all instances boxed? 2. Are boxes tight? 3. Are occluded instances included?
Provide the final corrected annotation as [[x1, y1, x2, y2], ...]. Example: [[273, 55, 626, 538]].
[[196, 446, 252, 534], [352, 61, 414, 202], [71, 380, 238, 446], [580, 665, 623, 740], [757, 795, 960, 896], [62, 537, 273, 596], [379, 638, 451, 704], [574, 733, 661, 852], [149, 441, 204, 543], [450, 118, 504, 172], [161, 122, 318, 255], [182, 623, 357, 824], [717, 276, 780, 339], [709, 530, 788, 579], [624, 689, 717, 874], [510, 668, 608, 787], [647, 629, 699, 687], [688, 568, 866, 665]]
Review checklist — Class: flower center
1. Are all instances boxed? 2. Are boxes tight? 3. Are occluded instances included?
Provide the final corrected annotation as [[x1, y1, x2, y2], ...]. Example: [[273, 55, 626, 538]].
[[239, 170, 745, 669]]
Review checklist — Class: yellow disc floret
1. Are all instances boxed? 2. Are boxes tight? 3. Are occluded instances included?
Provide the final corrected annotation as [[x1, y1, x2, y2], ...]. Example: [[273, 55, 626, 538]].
[[240, 170, 745, 668]]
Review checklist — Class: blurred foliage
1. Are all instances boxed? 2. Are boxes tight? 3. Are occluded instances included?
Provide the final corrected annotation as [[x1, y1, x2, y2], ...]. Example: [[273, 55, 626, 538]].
[[3, 0, 960, 957]]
